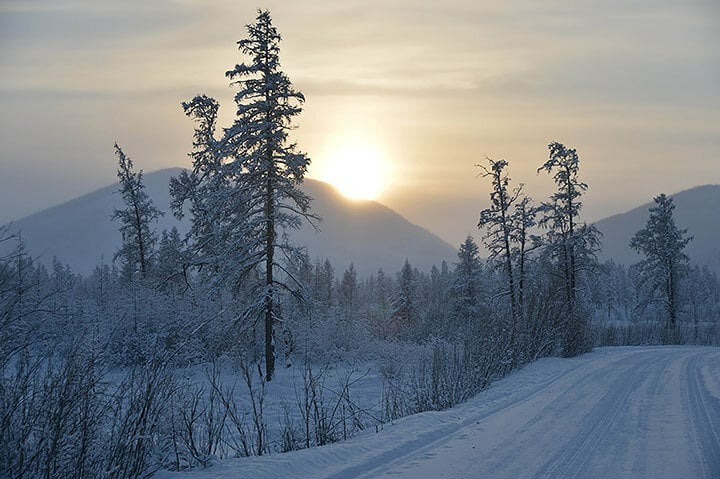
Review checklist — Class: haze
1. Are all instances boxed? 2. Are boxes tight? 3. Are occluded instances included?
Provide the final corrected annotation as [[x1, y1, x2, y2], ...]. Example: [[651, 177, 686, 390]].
[[1, 0, 718, 246]]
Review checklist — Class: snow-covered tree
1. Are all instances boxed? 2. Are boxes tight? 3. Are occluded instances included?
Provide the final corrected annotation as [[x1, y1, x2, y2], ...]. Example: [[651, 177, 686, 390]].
[[338, 263, 358, 311], [225, 10, 317, 380], [511, 195, 537, 318], [449, 236, 483, 337], [155, 227, 186, 293], [313, 259, 335, 306], [172, 10, 316, 380], [478, 158, 519, 319], [421, 262, 451, 339], [478, 158, 537, 326], [170, 94, 251, 291], [630, 194, 692, 334], [537, 142, 600, 356], [391, 259, 417, 339], [111, 144, 163, 281]]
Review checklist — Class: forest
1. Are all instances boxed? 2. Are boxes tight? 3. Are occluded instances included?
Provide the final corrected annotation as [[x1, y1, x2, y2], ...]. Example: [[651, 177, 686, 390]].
[[2, 10, 719, 479]]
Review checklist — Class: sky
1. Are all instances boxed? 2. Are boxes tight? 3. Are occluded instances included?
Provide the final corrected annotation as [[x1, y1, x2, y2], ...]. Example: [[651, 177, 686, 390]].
[[1, 0, 719, 247]]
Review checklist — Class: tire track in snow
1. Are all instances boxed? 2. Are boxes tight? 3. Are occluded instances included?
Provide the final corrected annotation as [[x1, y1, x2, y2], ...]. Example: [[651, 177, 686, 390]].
[[630, 349, 677, 477], [327, 349, 649, 479], [472, 349, 663, 477], [684, 351, 720, 478], [531, 351, 661, 479]]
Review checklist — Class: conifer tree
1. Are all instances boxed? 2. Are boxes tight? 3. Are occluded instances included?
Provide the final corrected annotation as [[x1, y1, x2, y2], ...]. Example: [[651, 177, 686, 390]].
[[170, 94, 253, 291], [111, 144, 163, 281], [630, 194, 692, 335], [172, 10, 316, 380], [338, 263, 358, 311], [313, 259, 335, 306], [391, 259, 416, 338], [155, 228, 186, 293], [449, 236, 483, 337]]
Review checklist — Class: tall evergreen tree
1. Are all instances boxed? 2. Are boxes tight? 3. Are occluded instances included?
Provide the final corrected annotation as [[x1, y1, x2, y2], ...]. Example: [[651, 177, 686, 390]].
[[449, 236, 483, 337], [111, 144, 163, 281], [630, 194, 692, 334], [314, 259, 335, 306], [391, 259, 416, 338], [338, 263, 358, 311], [170, 94, 252, 292], [172, 10, 316, 380]]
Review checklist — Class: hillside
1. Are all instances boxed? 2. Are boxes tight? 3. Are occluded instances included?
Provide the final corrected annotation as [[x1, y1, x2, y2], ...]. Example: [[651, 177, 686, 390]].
[[4, 169, 456, 277], [594, 184, 720, 273]]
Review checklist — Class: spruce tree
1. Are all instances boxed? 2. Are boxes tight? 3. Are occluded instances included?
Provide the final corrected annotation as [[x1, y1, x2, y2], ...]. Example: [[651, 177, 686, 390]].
[[171, 10, 316, 380], [512, 195, 537, 319], [449, 236, 483, 337], [391, 259, 416, 338], [338, 263, 358, 311], [630, 194, 692, 335]]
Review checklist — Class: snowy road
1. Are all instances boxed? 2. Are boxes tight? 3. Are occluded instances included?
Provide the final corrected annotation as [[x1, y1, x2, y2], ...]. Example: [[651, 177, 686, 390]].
[[157, 347, 720, 479]]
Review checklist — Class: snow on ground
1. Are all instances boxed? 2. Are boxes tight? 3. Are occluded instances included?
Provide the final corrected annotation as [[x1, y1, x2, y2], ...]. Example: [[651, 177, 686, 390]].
[[155, 346, 720, 479], [171, 359, 386, 449]]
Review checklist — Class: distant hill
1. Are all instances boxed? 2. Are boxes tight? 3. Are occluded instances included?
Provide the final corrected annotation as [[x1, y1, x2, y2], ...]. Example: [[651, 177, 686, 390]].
[[4, 168, 456, 277], [594, 184, 720, 273]]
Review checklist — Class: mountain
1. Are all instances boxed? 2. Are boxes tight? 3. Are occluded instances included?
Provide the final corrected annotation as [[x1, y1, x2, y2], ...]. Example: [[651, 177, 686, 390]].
[[4, 168, 456, 277], [594, 184, 720, 273]]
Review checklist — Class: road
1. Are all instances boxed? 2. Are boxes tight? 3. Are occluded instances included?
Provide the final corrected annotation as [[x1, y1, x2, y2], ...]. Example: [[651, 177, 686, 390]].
[[347, 347, 720, 479], [157, 347, 720, 479]]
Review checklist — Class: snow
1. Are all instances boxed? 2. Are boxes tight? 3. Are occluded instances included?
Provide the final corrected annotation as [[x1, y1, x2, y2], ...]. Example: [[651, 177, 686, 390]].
[[155, 346, 720, 479], [178, 360, 386, 446]]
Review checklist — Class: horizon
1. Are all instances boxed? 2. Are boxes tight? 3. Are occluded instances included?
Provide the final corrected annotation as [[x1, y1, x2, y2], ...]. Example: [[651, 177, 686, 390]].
[[4, 165, 720, 250]]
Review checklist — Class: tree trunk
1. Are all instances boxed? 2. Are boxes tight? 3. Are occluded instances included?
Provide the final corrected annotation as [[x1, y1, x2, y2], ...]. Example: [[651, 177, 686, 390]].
[[264, 173, 275, 381]]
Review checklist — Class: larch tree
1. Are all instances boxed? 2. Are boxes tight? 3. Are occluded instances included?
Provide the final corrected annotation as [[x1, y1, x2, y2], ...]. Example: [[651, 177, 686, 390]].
[[477, 158, 537, 358], [537, 142, 600, 356], [111, 144, 163, 281], [630, 194, 692, 336], [478, 159, 519, 320], [171, 10, 316, 380], [511, 194, 537, 318], [477, 158, 537, 326]]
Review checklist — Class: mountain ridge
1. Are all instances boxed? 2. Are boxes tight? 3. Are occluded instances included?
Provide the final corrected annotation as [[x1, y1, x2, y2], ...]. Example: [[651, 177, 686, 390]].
[[4, 168, 457, 277], [6, 172, 719, 276], [593, 184, 720, 273]]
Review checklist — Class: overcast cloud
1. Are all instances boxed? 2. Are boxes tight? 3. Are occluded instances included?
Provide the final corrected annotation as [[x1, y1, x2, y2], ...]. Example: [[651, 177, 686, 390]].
[[1, 0, 718, 245]]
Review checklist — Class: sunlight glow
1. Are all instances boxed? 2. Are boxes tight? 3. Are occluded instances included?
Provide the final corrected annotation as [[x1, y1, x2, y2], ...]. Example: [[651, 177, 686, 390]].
[[314, 138, 389, 201]]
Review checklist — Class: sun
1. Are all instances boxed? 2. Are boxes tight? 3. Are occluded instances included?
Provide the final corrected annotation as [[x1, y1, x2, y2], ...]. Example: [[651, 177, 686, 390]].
[[313, 138, 388, 201]]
